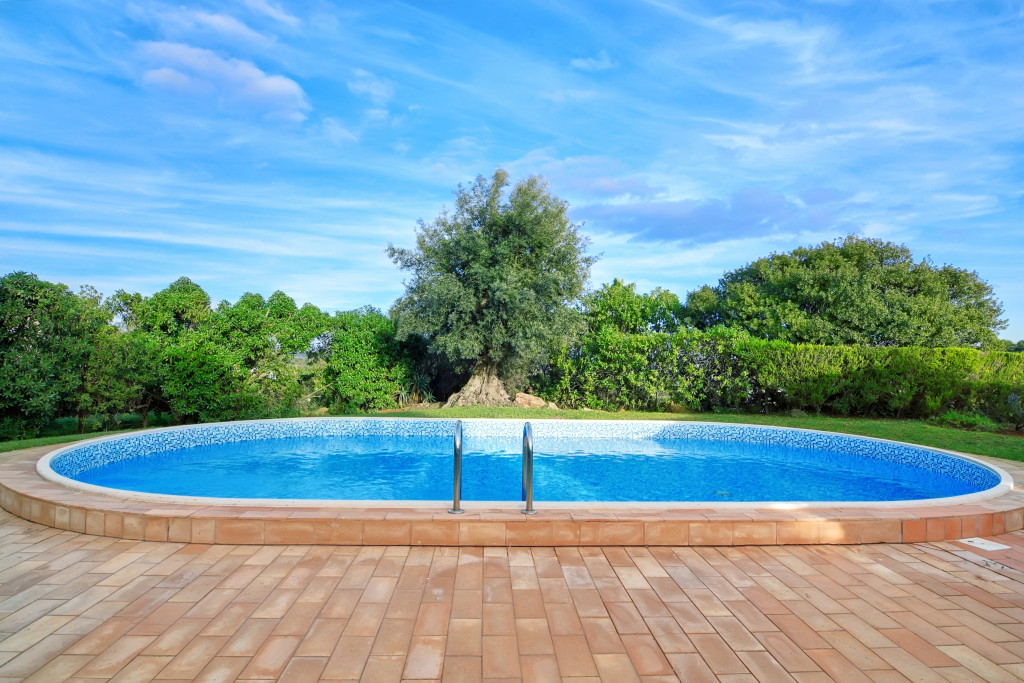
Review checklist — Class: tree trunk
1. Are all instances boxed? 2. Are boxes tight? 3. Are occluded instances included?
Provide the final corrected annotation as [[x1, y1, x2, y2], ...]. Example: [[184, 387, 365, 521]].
[[444, 363, 512, 407]]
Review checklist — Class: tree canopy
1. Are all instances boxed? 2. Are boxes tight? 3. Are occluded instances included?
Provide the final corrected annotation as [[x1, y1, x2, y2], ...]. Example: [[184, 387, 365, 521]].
[[683, 235, 1006, 348], [0, 272, 108, 436], [584, 279, 682, 335], [387, 169, 595, 405]]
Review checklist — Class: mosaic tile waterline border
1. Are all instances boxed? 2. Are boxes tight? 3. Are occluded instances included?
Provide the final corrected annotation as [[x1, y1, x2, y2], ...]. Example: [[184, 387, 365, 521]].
[[42, 417, 1004, 499]]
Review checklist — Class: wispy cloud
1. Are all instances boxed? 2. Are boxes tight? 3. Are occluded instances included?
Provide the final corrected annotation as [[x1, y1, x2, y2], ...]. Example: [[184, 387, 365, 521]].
[[1, 0, 1022, 336], [138, 41, 309, 120], [576, 186, 854, 244], [125, 3, 279, 50], [571, 50, 615, 72], [243, 0, 301, 29], [346, 68, 395, 106]]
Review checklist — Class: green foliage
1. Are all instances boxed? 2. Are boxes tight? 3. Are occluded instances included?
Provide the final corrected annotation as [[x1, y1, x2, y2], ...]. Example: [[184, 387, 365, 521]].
[[544, 325, 757, 412], [314, 309, 413, 413], [583, 279, 681, 334], [1, 269, 426, 436], [1003, 339, 1024, 353], [137, 276, 212, 335], [388, 169, 595, 386], [110, 281, 338, 424], [1009, 393, 1024, 430], [0, 272, 110, 436], [683, 235, 1006, 348], [544, 316, 1024, 422], [928, 410, 999, 432]]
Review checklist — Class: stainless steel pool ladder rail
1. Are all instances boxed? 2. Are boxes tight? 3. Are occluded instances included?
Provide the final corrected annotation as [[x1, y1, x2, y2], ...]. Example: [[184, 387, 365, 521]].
[[449, 421, 464, 514], [522, 422, 536, 514]]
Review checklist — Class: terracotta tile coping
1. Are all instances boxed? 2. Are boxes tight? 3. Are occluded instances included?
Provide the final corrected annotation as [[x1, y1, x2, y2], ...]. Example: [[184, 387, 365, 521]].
[[2, 443, 1022, 546]]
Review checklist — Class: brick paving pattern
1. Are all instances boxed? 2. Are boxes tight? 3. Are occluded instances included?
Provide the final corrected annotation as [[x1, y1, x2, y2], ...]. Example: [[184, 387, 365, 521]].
[[4, 509, 1024, 680]]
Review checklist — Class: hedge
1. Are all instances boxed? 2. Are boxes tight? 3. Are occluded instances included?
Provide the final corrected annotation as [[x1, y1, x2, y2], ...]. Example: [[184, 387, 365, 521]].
[[542, 328, 1024, 421]]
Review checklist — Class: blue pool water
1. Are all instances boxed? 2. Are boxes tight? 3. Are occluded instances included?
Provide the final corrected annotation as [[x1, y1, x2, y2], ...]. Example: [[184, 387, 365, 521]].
[[63, 427, 997, 502]]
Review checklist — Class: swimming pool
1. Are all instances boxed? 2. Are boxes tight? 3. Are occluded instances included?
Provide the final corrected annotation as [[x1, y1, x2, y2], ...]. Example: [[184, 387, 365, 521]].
[[39, 418, 1008, 506]]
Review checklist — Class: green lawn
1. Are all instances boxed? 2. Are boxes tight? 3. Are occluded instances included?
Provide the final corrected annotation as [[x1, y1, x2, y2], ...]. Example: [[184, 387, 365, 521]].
[[2, 410, 1021, 462], [0, 431, 137, 454]]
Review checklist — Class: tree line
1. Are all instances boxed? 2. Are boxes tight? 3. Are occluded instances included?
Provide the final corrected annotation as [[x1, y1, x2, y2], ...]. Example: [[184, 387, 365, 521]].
[[0, 273, 422, 439], [2, 171, 1020, 438]]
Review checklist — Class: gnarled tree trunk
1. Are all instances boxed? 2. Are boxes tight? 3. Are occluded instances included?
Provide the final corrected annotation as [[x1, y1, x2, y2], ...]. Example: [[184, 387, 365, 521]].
[[444, 363, 512, 407]]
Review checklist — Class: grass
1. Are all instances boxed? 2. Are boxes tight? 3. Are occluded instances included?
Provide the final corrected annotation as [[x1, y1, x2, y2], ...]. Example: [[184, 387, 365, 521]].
[[0, 430, 138, 454], [2, 409, 1020, 463], [382, 406, 1024, 462]]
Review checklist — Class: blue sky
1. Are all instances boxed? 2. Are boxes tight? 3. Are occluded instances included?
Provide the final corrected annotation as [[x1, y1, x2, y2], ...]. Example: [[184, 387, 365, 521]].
[[2, 0, 1022, 340]]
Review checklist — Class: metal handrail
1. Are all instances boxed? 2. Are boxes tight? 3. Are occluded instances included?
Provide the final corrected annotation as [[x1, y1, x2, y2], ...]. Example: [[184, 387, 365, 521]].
[[449, 421, 464, 514], [522, 422, 536, 514]]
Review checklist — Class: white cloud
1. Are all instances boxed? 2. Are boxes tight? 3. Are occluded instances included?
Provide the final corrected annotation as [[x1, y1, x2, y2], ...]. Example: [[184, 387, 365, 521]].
[[243, 0, 301, 28], [130, 5, 276, 48], [139, 41, 310, 120], [570, 50, 616, 72], [543, 89, 601, 103], [711, 15, 831, 74], [323, 117, 358, 144], [141, 66, 193, 91], [347, 68, 395, 106], [198, 11, 271, 43]]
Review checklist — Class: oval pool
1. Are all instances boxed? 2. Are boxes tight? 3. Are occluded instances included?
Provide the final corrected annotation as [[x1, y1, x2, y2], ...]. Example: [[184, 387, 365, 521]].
[[38, 418, 1010, 506]]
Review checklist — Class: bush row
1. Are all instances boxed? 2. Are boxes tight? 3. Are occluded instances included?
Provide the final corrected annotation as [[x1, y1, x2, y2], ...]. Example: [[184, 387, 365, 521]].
[[542, 328, 1024, 423]]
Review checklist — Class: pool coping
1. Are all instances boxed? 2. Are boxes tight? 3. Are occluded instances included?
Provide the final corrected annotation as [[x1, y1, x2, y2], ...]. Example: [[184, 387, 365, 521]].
[[34, 417, 1015, 511], [3, 438, 1024, 546]]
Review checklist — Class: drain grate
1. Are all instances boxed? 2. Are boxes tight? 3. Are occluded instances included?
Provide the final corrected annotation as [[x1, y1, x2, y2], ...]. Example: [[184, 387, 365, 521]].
[[958, 537, 1011, 551]]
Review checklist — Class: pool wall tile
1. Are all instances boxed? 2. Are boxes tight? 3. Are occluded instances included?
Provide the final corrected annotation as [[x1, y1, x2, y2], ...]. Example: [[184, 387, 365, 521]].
[[45, 417, 1004, 500], [776, 522, 819, 545], [551, 522, 580, 545], [85, 510, 104, 535], [217, 520, 264, 544], [191, 519, 216, 543], [902, 520, 926, 543], [644, 522, 688, 545], [926, 518, 947, 542], [168, 518, 192, 542], [733, 522, 776, 545], [459, 522, 505, 545], [688, 522, 733, 546], [860, 520, 901, 544], [123, 514, 145, 540], [54, 505, 70, 529], [411, 522, 458, 546], [364, 521, 412, 545], [1007, 509, 1023, 531], [6, 419, 1024, 547], [313, 520, 358, 544], [506, 522, 553, 546], [266, 521, 316, 544]]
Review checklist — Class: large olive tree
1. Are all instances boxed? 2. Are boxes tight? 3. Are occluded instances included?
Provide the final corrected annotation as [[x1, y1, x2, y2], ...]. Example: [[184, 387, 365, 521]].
[[388, 169, 595, 406]]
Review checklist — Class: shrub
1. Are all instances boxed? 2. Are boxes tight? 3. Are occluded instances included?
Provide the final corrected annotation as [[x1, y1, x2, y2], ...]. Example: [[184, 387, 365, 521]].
[[543, 324, 1024, 421], [928, 410, 999, 432], [1009, 393, 1023, 431]]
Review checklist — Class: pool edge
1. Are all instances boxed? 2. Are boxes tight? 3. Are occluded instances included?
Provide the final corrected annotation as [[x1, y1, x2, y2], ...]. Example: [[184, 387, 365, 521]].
[[4, 440, 1024, 546]]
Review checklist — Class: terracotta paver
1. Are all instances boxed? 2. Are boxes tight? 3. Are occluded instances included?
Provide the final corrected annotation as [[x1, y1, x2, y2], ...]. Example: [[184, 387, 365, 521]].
[[2, 509, 1024, 679]]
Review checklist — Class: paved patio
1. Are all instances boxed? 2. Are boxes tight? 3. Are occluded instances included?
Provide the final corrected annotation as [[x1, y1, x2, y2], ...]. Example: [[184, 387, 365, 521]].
[[4, 508, 1024, 681]]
